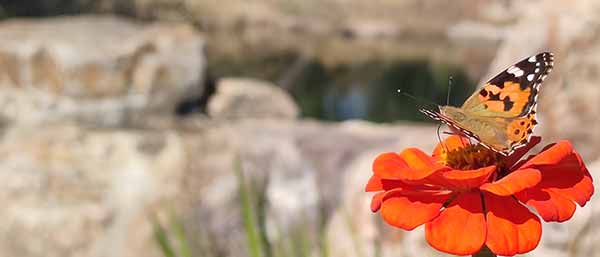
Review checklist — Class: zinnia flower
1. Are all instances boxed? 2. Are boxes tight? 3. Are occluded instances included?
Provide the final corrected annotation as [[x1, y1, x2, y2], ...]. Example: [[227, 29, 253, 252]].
[[366, 136, 594, 256]]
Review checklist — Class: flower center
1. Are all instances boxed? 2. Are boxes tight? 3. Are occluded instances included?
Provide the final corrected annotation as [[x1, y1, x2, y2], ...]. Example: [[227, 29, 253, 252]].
[[440, 143, 503, 171]]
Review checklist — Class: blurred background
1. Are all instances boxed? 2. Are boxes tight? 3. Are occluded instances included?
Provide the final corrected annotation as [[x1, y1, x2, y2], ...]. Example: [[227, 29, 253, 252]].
[[0, 0, 598, 257]]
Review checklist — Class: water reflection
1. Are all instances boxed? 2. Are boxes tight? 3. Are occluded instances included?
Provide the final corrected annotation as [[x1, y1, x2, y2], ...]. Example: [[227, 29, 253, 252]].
[[290, 59, 475, 122], [324, 84, 368, 120], [207, 51, 475, 122]]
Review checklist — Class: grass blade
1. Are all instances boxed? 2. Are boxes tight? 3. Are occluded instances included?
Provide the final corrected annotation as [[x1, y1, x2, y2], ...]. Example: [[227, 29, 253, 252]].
[[153, 217, 176, 257], [170, 212, 193, 257], [236, 159, 263, 257]]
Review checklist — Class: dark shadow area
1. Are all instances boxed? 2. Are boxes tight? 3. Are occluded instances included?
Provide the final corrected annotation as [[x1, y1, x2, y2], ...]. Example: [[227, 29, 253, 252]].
[[0, 0, 91, 17]]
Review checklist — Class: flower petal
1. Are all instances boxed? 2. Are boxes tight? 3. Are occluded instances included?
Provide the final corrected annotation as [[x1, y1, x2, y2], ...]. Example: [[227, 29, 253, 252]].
[[373, 150, 446, 181], [399, 148, 447, 180], [516, 188, 576, 222], [365, 175, 436, 193], [515, 147, 593, 222], [568, 153, 595, 206], [484, 192, 542, 256], [432, 135, 470, 157], [431, 166, 495, 190], [380, 190, 449, 231], [520, 140, 573, 169], [365, 175, 383, 192], [425, 192, 486, 255], [480, 168, 541, 196], [373, 152, 410, 179], [370, 192, 385, 212]]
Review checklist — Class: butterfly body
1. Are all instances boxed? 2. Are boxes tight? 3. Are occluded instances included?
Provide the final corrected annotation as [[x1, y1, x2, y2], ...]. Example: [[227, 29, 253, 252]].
[[422, 52, 554, 155]]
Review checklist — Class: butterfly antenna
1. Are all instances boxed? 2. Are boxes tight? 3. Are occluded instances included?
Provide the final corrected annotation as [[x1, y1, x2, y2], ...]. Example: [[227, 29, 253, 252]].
[[396, 89, 439, 110], [446, 76, 453, 105]]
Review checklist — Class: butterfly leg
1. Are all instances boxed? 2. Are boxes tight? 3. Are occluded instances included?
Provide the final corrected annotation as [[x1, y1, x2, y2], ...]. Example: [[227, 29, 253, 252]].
[[436, 124, 449, 153], [442, 128, 469, 148]]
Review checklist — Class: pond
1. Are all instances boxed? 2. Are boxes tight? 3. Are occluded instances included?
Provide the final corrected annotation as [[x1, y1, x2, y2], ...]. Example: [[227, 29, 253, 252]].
[[192, 50, 477, 123]]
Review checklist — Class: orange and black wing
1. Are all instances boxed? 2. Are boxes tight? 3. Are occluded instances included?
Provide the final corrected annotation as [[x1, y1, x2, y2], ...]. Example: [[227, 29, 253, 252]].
[[462, 52, 554, 118]]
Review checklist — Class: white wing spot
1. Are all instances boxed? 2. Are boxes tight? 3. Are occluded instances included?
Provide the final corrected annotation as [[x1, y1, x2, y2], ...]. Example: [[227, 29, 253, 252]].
[[528, 56, 537, 62], [534, 68, 540, 73], [527, 74, 534, 81], [507, 66, 524, 77], [536, 62, 541, 67], [541, 75, 547, 80]]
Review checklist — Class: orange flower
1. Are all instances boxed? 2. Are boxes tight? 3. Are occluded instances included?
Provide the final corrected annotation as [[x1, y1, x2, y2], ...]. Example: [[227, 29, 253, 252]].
[[366, 136, 594, 256]]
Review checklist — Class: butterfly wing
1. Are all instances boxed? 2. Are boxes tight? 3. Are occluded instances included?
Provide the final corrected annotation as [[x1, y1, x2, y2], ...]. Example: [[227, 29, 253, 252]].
[[421, 52, 553, 155], [422, 107, 538, 155], [462, 52, 553, 118], [465, 113, 538, 155], [460, 52, 552, 154]]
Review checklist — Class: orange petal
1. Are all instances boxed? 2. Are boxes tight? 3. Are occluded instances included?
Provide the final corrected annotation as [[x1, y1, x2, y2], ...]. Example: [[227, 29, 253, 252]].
[[520, 140, 573, 169], [432, 135, 470, 157], [516, 187, 577, 222], [484, 192, 542, 256], [373, 150, 445, 181], [431, 166, 496, 190], [365, 175, 435, 193], [380, 190, 449, 231], [373, 152, 410, 179], [370, 192, 385, 212], [399, 148, 447, 180], [425, 192, 486, 255], [515, 150, 593, 222], [567, 152, 595, 206], [480, 168, 541, 196], [365, 175, 384, 192]]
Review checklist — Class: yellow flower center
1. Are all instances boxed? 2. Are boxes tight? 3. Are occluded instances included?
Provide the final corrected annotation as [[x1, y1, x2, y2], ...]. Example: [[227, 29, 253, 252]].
[[439, 143, 503, 171]]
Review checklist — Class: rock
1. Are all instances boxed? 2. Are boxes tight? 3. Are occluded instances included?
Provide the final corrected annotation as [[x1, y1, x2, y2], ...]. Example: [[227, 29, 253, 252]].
[[0, 118, 439, 257], [0, 15, 205, 126], [0, 124, 186, 257], [83, 0, 500, 73], [207, 78, 299, 120]]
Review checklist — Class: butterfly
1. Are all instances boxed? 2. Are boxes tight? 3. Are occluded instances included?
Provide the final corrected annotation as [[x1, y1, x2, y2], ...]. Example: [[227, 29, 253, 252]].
[[421, 52, 554, 156]]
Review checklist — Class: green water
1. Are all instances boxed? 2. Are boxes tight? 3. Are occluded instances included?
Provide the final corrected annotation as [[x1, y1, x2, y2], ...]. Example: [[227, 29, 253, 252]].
[[208, 51, 476, 123]]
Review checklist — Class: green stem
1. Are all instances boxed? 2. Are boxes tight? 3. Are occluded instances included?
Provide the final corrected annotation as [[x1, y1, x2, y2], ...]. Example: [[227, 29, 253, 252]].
[[472, 245, 496, 257]]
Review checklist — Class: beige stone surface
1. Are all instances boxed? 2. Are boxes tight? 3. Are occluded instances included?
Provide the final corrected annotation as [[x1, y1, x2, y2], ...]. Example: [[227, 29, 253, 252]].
[[0, 15, 205, 126], [0, 124, 186, 257], [207, 78, 299, 120]]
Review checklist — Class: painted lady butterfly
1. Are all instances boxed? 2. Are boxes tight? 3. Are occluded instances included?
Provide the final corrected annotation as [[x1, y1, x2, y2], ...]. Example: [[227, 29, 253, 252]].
[[421, 52, 554, 156]]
